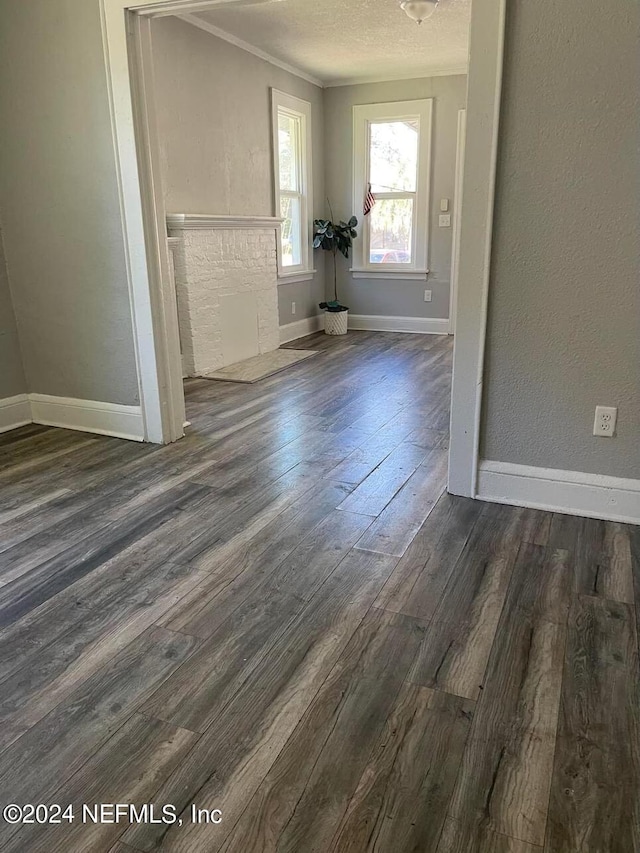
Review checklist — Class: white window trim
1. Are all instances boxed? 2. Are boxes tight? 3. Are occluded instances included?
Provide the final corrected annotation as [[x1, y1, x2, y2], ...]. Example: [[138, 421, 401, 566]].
[[352, 99, 433, 276], [277, 270, 317, 285], [271, 89, 314, 280], [349, 269, 429, 281]]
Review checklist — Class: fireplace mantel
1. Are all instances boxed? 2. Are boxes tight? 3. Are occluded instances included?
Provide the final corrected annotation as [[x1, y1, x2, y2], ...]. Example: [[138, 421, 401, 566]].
[[167, 213, 283, 231]]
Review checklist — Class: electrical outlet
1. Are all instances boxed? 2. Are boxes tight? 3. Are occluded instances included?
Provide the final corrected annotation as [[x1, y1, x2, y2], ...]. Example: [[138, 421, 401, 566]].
[[424, 289, 432, 302], [439, 214, 451, 227], [291, 302, 296, 315], [593, 405, 617, 437]]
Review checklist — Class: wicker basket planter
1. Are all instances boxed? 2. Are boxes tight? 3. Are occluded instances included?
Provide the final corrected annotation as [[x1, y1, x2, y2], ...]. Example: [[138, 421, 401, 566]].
[[324, 310, 349, 335]]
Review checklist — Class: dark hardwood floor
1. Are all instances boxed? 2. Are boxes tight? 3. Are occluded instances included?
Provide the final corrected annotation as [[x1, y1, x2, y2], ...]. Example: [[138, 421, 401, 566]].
[[0, 331, 637, 852]]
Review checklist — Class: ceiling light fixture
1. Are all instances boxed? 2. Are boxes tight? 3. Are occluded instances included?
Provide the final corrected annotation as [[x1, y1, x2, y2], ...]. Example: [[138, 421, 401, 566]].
[[400, 0, 439, 24]]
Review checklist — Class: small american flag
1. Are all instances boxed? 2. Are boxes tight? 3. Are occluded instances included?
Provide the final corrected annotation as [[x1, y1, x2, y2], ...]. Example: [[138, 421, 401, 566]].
[[363, 183, 376, 216]]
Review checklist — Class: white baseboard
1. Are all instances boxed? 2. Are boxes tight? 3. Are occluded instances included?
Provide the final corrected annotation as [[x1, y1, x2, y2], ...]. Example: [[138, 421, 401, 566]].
[[477, 460, 640, 525], [29, 394, 144, 442], [347, 314, 450, 335], [280, 314, 450, 341], [279, 314, 323, 344], [0, 394, 32, 434]]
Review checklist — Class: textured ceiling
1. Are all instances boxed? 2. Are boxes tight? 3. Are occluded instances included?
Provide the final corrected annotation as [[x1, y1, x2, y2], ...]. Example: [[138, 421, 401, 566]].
[[192, 0, 470, 85]]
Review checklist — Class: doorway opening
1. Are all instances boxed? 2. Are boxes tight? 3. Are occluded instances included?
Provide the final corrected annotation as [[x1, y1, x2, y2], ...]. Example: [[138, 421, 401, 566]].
[[101, 0, 506, 497]]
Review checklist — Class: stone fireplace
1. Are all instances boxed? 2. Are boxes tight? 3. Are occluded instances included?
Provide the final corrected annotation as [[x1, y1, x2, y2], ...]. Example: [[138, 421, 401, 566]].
[[167, 214, 282, 376]]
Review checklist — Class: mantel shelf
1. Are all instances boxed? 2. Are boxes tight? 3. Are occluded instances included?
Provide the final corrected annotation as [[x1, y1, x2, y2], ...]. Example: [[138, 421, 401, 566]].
[[167, 214, 283, 231]]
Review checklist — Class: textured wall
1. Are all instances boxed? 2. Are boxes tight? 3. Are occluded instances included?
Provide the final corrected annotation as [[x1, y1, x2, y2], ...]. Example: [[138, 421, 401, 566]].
[[481, 0, 640, 479], [170, 227, 280, 375], [0, 0, 139, 405], [0, 226, 26, 399], [323, 75, 467, 319], [150, 16, 325, 326]]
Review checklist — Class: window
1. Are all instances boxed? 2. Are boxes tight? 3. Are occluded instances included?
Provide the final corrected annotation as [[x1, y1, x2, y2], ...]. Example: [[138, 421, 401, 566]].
[[353, 99, 432, 277], [271, 90, 313, 280]]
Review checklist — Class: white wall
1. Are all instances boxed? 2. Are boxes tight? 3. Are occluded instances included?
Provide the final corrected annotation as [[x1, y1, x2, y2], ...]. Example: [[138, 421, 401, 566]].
[[481, 0, 640, 480], [323, 75, 467, 319], [0, 0, 139, 406], [150, 16, 326, 326], [0, 226, 26, 399]]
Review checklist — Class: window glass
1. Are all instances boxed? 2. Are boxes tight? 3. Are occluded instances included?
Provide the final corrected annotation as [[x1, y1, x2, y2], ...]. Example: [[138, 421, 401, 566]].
[[279, 195, 302, 267], [278, 112, 300, 193], [368, 198, 414, 264], [369, 120, 418, 194]]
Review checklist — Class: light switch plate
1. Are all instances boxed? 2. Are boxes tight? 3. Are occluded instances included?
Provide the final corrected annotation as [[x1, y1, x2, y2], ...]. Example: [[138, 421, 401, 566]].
[[439, 214, 451, 227], [440, 198, 449, 212]]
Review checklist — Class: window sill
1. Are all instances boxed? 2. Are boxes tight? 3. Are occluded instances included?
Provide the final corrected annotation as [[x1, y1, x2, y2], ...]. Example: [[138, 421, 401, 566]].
[[350, 268, 430, 281], [277, 269, 317, 284]]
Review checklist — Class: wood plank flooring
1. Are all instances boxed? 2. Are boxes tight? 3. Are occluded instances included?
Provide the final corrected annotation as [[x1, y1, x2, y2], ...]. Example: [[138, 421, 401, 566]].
[[0, 330, 637, 852]]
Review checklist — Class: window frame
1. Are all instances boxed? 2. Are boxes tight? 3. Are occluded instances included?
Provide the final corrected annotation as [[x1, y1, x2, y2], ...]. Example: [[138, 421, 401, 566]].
[[271, 89, 314, 282], [352, 99, 433, 278]]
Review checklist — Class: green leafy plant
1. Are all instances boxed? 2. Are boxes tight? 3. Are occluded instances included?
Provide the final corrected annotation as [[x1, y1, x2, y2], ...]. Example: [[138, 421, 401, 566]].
[[313, 209, 358, 313]]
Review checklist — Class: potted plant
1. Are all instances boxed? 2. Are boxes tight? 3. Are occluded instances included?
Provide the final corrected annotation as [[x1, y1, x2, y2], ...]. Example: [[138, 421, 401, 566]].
[[313, 212, 358, 335]]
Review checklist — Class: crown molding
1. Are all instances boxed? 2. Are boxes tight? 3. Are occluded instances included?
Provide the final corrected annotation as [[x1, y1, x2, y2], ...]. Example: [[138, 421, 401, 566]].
[[176, 13, 324, 88], [324, 66, 469, 88], [134, 0, 259, 16]]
